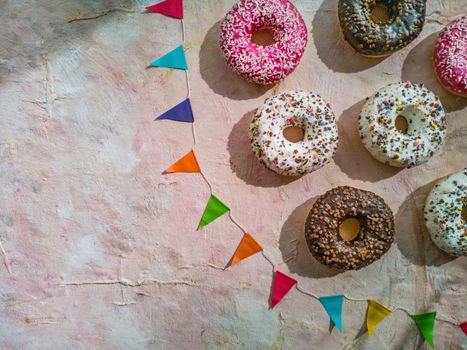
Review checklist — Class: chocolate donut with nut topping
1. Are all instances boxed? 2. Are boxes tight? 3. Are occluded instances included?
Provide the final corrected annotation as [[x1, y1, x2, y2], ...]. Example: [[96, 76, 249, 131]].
[[305, 186, 395, 270], [338, 0, 426, 57]]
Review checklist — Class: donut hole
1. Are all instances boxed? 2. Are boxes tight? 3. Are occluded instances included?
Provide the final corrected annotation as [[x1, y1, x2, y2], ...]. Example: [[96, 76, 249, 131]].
[[283, 126, 305, 143], [251, 28, 275, 47], [370, 3, 392, 25], [339, 217, 361, 242], [395, 115, 409, 134]]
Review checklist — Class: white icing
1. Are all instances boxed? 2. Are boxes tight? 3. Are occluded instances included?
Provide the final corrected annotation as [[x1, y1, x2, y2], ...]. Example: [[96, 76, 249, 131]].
[[424, 169, 467, 256], [249, 91, 338, 176], [359, 82, 447, 167]]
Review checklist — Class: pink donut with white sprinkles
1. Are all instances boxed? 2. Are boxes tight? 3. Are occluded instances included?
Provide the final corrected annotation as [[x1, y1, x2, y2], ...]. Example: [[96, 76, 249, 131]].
[[219, 0, 308, 85], [433, 15, 467, 97]]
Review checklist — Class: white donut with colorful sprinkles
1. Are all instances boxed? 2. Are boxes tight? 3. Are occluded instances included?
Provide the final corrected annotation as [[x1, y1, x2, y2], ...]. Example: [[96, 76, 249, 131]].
[[358, 82, 447, 168], [219, 0, 308, 85], [424, 169, 467, 257], [249, 91, 338, 176]]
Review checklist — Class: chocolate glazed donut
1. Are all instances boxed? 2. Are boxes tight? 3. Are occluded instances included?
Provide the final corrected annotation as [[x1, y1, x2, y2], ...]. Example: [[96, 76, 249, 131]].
[[338, 0, 426, 57], [305, 186, 395, 270]]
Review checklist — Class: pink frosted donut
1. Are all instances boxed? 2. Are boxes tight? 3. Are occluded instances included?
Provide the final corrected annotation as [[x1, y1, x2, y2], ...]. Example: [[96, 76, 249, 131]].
[[433, 15, 467, 97], [219, 0, 308, 85]]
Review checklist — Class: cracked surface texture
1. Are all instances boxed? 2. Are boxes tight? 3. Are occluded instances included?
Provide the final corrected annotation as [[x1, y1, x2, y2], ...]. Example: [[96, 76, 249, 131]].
[[0, 0, 465, 349]]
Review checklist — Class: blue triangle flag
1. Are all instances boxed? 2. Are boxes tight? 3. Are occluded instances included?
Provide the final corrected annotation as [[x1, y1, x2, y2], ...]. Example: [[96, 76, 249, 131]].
[[150, 45, 187, 70], [155, 98, 194, 123], [319, 294, 344, 332]]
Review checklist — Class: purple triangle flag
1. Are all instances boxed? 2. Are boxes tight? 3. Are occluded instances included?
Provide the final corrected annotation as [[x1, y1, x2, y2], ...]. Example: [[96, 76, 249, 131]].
[[155, 98, 194, 123]]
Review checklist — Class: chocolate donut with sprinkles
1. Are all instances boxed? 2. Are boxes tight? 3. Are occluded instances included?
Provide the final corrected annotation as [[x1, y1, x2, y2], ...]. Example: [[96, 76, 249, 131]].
[[338, 0, 426, 57], [305, 186, 395, 270], [359, 82, 447, 168], [434, 15, 467, 97], [249, 91, 338, 176], [424, 169, 467, 257], [219, 0, 308, 85]]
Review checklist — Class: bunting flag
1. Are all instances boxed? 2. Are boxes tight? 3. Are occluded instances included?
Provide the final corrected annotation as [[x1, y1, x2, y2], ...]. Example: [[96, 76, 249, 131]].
[[271, 271, 297, 308], [230, 233, 263, 267], [155, 98, 194, 123], [412, 312, 436, 348], [460, 321, 467, 335], [197, 195, 230, 230], [149, 45, 187, 70], [146, 0, 183, 19], [165, 150, 200, 173], [319, 294, 344, 333], [366, 300, 391, 336]]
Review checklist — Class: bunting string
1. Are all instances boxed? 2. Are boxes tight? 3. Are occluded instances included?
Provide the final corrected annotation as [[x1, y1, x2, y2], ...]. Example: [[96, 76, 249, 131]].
[[148, 0, 464, 344]]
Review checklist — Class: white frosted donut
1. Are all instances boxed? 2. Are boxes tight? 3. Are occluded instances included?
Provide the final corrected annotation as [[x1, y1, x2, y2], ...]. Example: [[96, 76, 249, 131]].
[[359, 82, 447, 168], [424, 169, 467, 257], [249, 91, 338, 176]]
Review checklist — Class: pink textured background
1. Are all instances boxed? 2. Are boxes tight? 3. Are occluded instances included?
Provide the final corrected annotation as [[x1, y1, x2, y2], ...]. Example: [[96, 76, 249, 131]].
[[0, 0, 465, 349]]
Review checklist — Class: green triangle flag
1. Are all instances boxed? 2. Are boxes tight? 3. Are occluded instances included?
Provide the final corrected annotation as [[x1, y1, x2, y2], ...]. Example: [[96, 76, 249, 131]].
[[149, 45, 187, 70], [412, 312, 436, 348], [197, 194, 230, 230]]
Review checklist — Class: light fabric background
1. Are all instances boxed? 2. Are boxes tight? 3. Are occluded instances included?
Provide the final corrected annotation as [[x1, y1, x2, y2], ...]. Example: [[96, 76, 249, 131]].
[[0, 0, 465, 349]]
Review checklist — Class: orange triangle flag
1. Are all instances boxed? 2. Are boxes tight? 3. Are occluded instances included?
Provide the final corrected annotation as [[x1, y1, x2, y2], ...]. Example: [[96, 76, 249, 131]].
[[230, 233, 263, 267], [165, 150, 201, 173]]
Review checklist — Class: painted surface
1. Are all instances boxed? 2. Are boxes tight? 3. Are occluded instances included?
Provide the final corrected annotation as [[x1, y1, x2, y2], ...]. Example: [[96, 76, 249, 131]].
[[0, 0, 466, 349]]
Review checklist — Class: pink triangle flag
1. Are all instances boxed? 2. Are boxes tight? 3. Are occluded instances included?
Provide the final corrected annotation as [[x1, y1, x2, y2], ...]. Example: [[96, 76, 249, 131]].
[[146, 0, 183, 19], [271, 271, 297, 308]]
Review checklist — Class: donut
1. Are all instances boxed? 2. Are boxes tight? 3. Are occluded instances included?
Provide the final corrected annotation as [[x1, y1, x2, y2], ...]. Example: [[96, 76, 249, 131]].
[[359, 82, 447, 168], [424, 169, 467, 257], [219, 0, 308, 85], [338, 0, 426, 57], [433, 15, 467, 97], [305, 186, 395, 270], [249, 91, 338, 176]]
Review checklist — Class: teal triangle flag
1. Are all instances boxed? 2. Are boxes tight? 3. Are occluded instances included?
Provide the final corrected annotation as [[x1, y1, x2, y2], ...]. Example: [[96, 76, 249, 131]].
[[149, 45, 187, 70], [319, 294, 344, 332], [412, 312, 436, 348], [198, 195, 230, 230]]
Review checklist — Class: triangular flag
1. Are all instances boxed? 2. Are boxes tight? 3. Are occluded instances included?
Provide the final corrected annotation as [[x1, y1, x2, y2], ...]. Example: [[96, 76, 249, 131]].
[[197, 194, 229, 229], [165, 150, 200, 173], [146, 0, 183, 19], [412, 312, 436, 348], [271, 271, 297, 308], [230, 233, 263, 267], [460, 321, 467, 335], [366, 300, 392, 336], [149, 45, 187, 70], [319, 294, 344, 333], [155, 98, 193, 123]]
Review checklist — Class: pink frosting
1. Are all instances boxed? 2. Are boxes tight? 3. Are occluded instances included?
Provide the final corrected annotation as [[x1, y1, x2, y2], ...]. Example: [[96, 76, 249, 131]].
[[219, 0, 308, 85], [433, 15, 467, 97]]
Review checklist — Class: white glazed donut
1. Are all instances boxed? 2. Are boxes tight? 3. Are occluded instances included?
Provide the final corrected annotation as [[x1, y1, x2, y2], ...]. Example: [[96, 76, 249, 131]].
[[249, 91, 338, 176], [359, 82, 447, 168], [424, 169, 467, 256]]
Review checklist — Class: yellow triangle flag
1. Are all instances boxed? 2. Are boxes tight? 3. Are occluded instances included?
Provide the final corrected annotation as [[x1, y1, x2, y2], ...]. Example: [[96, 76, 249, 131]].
[[165, 150, 201, 173], [367, 300, 392, 336], [230, 233, 263, 267]]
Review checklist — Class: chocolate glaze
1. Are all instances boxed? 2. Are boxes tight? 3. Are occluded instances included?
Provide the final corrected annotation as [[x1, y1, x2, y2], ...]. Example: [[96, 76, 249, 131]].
[[338, 0, 426, 57], [305, 186, 395, 270]]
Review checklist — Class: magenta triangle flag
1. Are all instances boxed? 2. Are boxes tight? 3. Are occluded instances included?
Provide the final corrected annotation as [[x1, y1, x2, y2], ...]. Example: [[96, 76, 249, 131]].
[[460, 321, 467, 335], [146, 0, 183, 19], [155, 98, 193, 123], [271, 271, 297, 308]]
